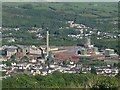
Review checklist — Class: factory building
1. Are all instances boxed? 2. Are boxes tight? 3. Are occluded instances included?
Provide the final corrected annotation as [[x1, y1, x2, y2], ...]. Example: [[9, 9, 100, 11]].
[[29, 45, 41, 55], [92, 47, 98, 52], [2, 46, 18, 57], [76, 48, 88, 55], [105, 49, 115, 56], [17, 45, 29, 56], [54, 53, 80, 61], [81, 49, 87, 55]]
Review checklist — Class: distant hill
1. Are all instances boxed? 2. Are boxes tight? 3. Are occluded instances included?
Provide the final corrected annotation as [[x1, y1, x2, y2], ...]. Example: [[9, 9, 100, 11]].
[[2, 2, 118, 31]]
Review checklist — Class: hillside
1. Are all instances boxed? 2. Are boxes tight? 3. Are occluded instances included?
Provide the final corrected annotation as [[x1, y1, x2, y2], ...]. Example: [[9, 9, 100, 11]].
[[2, 2, 118, 30], [1, 2, 119, 54]]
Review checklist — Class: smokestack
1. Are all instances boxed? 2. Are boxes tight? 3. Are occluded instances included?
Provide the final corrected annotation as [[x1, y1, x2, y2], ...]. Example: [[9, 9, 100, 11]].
[[84, 36, 91, 48], [86, 37, 91, 46], [46, 30, 49, 57]]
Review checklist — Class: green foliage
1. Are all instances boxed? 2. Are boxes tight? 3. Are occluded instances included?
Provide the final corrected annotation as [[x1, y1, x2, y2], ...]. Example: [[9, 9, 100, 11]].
[[90, 61, 107, 66], [91, 76, 119, 90], [20, 4, 33, 9], [2, 72, 119, 89], [2, 2, 118, 30], [91, 67, 96, 74], [116, 62, 120, 69], [2, 61, 11, 66], [2, 71, 6, 76]]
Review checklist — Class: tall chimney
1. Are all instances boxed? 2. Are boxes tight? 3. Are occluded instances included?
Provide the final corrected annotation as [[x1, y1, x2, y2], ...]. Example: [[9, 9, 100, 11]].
[[86, 37, 91, 46], [46, 30, 49, 57]]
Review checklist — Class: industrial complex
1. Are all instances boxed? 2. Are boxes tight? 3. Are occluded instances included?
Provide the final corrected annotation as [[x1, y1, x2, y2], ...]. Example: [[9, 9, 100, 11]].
[[0, 30, 119, 78]]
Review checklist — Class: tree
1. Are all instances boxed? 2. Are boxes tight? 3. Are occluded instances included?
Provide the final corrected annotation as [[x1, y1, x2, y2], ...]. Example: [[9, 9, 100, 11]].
[[91, 67, 96, 74], [91, 76, 119, 90]]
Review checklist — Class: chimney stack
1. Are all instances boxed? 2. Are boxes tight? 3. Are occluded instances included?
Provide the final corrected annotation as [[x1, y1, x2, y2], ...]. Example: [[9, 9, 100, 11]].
[[46, 30, 49, 57]]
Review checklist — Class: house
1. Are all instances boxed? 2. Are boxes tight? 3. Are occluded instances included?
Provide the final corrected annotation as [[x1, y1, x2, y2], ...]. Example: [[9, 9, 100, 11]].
[[29, 46, 42, 55], [38, 58, 45, 64], [35, 70, 41, 75], [40, 68, 49, 76], [11, 62, 17, 66], [17, 45, 29, 56], [81, 66, 91, 74], [96, 66, 119, 76]]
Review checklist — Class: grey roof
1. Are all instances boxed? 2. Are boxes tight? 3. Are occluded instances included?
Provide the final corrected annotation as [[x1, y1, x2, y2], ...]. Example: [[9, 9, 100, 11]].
[[4, 48, 17, 52]]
